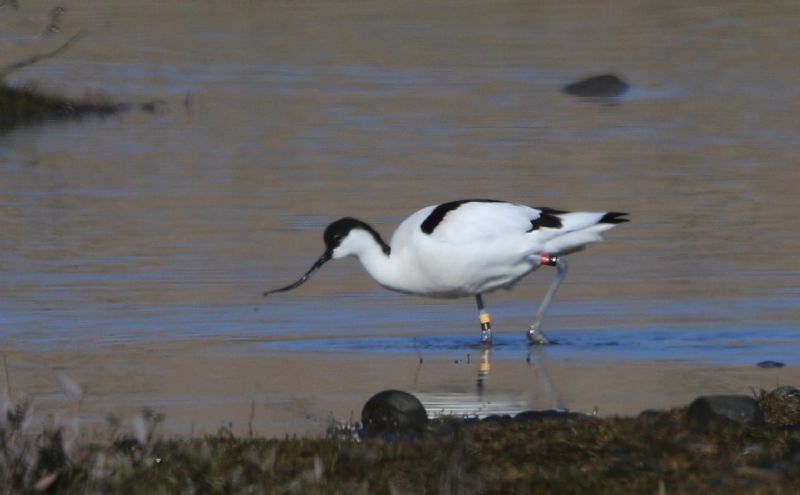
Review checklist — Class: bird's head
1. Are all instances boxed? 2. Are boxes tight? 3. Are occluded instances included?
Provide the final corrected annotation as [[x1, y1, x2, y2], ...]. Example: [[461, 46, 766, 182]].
[[324, 217, 385, 259], [264, 217, 387, 296]]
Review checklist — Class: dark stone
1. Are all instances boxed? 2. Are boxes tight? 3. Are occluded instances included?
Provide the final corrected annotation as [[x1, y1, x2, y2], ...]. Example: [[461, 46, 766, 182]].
[[687, 395, 764, 429], [767, 385, 800, 400], [757, 360, 785, 368], [562, 74, 630, 97], [361, 390, 428, 437], [514, 409, 588, 422]]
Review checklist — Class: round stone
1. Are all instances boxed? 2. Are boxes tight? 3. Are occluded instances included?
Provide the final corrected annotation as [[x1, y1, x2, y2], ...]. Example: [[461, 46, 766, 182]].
[[361, 390, 428, 437]]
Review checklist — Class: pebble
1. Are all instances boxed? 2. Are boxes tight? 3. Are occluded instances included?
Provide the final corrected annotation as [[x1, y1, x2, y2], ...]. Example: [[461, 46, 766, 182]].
[[562, 74, 630, 97]]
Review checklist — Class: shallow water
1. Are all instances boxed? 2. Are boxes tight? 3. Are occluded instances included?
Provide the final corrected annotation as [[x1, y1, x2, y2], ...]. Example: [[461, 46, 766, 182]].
[[1, 0, 799, 434]]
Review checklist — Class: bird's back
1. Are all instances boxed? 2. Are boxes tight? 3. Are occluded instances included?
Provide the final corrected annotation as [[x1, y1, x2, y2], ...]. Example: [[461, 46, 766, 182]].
[[381, 200, 627, 297], [391, 201, 539, 248]]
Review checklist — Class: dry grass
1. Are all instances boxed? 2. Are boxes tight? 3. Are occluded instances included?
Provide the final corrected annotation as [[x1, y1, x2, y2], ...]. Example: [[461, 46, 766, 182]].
[[1, 387, 800, 494]]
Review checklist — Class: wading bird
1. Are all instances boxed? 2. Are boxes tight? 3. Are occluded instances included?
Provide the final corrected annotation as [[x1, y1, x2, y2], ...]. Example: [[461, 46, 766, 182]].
[[264, 199, 628, 345]]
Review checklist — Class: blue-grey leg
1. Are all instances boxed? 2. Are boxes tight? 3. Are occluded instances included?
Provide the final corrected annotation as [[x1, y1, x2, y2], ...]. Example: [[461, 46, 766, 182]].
[[475, 294, 492, 345], [527, 256, 568, 345]]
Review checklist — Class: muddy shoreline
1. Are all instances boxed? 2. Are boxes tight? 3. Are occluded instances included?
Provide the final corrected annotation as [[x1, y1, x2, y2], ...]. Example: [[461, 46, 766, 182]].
[[2, 338, 795, 437], [2, 381, 799, 494]]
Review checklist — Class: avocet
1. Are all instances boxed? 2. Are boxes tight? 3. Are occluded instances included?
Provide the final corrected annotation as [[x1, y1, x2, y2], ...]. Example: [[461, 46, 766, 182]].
[[265, 199, 628, 345]]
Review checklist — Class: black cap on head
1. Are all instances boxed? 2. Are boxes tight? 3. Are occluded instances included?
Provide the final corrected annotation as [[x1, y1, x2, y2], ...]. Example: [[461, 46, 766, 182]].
[[324, 217, 368, 251], [323, 217, 390, 255]]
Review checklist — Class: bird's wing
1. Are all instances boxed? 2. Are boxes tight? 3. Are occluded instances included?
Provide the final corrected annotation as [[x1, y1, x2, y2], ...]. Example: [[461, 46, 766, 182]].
[[536, 211, 629, 254], [421, 200, 543, 244], [419, 200, 628, 252]]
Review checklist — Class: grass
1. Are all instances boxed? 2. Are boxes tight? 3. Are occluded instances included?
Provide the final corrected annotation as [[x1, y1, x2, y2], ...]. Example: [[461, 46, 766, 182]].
[[0, 82, 127, 133], [0, 29, 148, 132], [2, 388, 800, 494]]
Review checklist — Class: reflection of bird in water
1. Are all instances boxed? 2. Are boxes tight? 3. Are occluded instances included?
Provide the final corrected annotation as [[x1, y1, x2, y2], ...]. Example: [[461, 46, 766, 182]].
[[414, 347, 564, 418], [265, 200, 628, 345], [478, 347, 563, 410], [477, 346, 491, 394]]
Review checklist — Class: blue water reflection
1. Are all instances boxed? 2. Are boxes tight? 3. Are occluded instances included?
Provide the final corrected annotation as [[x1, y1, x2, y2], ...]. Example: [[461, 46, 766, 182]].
[[263, 326, 800, 366]]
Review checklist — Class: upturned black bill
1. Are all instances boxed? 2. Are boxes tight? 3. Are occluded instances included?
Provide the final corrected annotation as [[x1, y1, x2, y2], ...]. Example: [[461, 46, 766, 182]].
[[263, 251, 332, 296]]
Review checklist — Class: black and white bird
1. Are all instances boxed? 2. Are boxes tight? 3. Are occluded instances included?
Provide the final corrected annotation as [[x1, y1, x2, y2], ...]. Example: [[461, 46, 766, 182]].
[[265, 199, 628, 345]]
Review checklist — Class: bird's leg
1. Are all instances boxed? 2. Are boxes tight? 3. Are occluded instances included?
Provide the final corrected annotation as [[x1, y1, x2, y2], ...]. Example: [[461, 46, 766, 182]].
[[475, 294, 493, 345], [527, 255, 568, 345]]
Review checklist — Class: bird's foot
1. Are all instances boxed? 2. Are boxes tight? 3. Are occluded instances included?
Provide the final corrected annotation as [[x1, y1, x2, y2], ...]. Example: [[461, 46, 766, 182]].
[[479, 312, 493, 345], [480, 326, 493, 345], [527, 321, 550, 345]]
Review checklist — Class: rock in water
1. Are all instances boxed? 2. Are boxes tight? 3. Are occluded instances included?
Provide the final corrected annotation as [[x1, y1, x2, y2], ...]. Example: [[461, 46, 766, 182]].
[[562, 74, 629, 97], [756, 360, 785, 368], [687, 395, 764, 430], [361, 390, 428, 437]]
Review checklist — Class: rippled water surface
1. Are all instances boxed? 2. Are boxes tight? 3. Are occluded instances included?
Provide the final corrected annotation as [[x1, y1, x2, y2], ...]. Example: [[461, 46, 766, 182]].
[[1, 0, 799, 433]]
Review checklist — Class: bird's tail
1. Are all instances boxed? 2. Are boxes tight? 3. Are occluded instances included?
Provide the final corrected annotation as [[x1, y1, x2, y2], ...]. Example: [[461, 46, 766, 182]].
[[530, 209, 628, 255]]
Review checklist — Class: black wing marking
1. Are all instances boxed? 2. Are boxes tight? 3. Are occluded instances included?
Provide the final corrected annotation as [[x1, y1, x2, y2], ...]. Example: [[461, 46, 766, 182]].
[[599, 212, 629, 224], [528, 210, 564, 230], [529, 208, 629, 231], [420, 199, 503, 235]]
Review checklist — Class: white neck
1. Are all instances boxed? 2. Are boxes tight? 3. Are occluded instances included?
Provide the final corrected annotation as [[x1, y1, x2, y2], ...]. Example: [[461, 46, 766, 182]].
[[358, 245, 399, 290], [335, 230, 403, 292]]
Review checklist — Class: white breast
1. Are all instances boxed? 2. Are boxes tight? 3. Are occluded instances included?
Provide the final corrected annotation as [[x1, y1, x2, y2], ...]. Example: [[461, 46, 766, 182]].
[[384, 204, 541, 297]]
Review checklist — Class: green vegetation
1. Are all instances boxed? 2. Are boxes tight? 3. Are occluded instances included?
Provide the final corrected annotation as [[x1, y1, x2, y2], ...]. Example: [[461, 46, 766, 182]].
[[0, 83, 125, 132], [2, 388, 800, 494], [0, 32, 155, 133], [0, 31, 121, 132]]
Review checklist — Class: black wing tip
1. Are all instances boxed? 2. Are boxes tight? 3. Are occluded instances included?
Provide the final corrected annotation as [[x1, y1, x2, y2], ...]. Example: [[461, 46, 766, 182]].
[[529, 212, 563, 230], [600, 212, 629, 224], [528, 206, 569, 231]]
